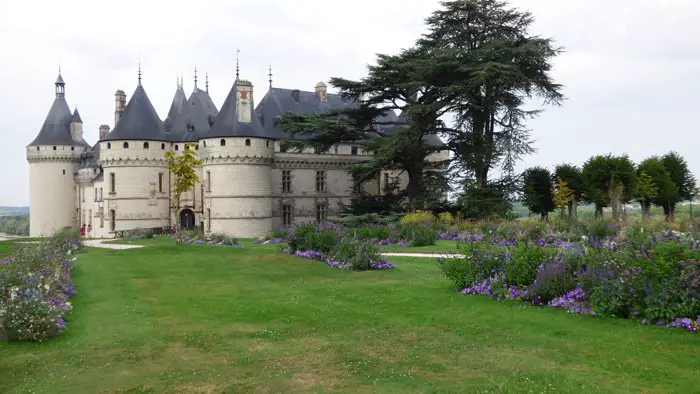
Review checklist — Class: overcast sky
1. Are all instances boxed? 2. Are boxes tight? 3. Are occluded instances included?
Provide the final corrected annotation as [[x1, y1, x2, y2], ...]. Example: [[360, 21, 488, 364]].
[[0, 0, 698, 206]]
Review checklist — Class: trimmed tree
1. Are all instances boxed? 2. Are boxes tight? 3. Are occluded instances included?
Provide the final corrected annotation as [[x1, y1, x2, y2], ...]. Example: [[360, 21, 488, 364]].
[[522, 167, 555, 220], [554, 164, 584, 220], [660, 151, 697, 221], [582, 154, 636, 219], [636, 156, 675, 222], [166, 143, 202, 230], [633, 172, 658, 223]]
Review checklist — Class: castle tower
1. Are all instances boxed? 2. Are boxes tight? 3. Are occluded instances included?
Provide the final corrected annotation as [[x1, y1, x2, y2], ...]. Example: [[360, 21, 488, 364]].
[[199, 78, 275, 237], [26, 72, 89, 236], [99, 75, 169, 235]]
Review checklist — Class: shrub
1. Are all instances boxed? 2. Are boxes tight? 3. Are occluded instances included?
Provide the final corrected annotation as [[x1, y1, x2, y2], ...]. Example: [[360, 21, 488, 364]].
[[438, 212, 454, 225], [529, 257, 577, 303], [287, 222, 339, 254], [506, 244, 553, 287], [398, 223, 437, 247], [399, 210, 436, 225]]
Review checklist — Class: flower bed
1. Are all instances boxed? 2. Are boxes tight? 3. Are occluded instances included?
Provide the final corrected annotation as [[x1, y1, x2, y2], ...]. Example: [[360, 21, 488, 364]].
[[173, 230, 242, 247], [0, 229, 82, 342], [439, 230, 700, 333], [281, 222, 395, 271]]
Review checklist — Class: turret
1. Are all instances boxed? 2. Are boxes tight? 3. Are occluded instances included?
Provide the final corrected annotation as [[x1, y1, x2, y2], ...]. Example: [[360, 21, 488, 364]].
[[26, 72, 87, 237], [100, 72, 169, 236], [114, 89, 126, 127], [200, 77, 275, 237], [70, 108, 83, 143]]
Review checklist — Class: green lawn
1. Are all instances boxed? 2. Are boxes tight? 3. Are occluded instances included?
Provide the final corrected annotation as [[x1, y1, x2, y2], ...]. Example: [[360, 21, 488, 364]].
[[1, 240, 699, 393], [376, 239, 460, 253]]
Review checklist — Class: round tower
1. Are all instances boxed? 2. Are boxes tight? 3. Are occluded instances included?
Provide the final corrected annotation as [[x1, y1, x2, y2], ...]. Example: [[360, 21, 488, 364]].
[[100, 78, 170, 235], [200, 79, 274, 237], [26, 73, 89, 237]]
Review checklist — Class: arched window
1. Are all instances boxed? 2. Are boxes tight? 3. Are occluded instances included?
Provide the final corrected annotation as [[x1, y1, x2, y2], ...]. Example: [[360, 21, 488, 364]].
[[245, 139, 251, 146], [71, 146, 75, 151], [220, 139, 226, 146], [107, 143, 111, 149], [161, 143, 165, 150], [36, 146, 40, 151], [266, 140, 270, 147], [53, 146, 57, 150], [123, 142, 129, 149], [203, 140, 207, 147], [175, 145, 179, 151], [143, 142, 149, 149]]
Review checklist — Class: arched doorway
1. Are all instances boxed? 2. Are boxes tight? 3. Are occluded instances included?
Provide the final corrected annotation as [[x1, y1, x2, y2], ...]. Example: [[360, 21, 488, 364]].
[[180, 209, 195, 230]]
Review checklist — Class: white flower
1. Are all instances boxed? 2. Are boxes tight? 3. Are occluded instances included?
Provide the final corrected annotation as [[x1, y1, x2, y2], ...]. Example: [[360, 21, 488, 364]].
[[44, 284, 50, 290]]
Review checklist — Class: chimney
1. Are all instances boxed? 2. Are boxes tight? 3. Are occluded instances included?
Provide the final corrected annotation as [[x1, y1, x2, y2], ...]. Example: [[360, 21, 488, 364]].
[[315, 82, 327, 102], [114, 90, 126, 126], [235, 80, 253, 123], [99, 124, 111, 140]]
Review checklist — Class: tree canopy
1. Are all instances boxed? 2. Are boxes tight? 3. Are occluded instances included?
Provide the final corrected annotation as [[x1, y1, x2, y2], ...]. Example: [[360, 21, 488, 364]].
[[522, 166, 555, 219]]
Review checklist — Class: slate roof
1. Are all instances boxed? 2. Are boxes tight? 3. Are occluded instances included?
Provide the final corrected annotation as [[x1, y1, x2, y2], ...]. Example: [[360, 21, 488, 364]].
[[255, 87, 359, 140], [388, 109, 445, 148], [28, 73, 87, 147], [253, 87, 444, 147], [164, 84, 187, 132], [202, 80, 271, 139], [166, 88, 219, 142], [80, 142, 101, 169], [71, 108, 83, 123], [101, 83, 166, 141]]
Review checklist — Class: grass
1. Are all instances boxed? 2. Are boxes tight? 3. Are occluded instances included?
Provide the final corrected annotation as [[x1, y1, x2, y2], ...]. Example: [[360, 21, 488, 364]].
[[1, 239, 699, 392]]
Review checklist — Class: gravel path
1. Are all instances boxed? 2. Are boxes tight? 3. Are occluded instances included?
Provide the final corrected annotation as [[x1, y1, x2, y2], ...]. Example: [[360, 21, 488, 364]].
[[84, 239, 144, 249]]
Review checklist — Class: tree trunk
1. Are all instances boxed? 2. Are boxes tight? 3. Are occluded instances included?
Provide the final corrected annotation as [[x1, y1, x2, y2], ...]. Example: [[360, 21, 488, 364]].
[[595, 204, 603, 218], [540, 212, 548, 221], [641, 201, 650, 223], [667, 203, 676, 222], [405, 162, 426, 211]]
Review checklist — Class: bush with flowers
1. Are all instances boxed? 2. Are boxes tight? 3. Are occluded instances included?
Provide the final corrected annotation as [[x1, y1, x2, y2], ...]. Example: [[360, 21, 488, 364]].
[[173, 229, 242, 247], [438, 229, 700, 333], [0, 227, 82, 342], [282, 222, 395, 271]]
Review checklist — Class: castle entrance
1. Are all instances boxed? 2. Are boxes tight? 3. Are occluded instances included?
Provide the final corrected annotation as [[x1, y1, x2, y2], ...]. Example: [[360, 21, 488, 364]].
[[179, 209, 195, 230]]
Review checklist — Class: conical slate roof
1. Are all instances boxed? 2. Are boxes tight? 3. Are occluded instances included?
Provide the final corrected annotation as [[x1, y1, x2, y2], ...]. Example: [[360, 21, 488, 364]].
[[203, 80, 271, 139], [167, 88, 219, 142], [101, 83, 165, 141], [165, 84, 187, 127], [71, 108, 83, 123], [28, 75, 78, 146]]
